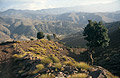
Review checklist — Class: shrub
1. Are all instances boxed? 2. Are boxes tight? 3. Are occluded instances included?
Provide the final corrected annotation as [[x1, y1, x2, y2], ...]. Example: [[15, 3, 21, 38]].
[[54, 63, 62, 69], [36, 64, 44, 70], [28, 47, 36, 51], [69, 57, 75, 61], [40, 74, 55, 78], [66, 47, 73, 52], [37, 32, 45, 39], [40, 39, 47, 43], [77, 62, 92, 70], [106, 71, 119, 78], [30, 45, 39, 47], [47, 35, 51, 40], [15, 41, 21, 43], [41, 57, 53, 64], [64, 61, 74, 66], [13, 54, 25, 58], [74, 62, 81, 68], [36, 47, 46, 52], [18, 70, 24, 74], [32, 64, 44, 74], [62, 56, 68, 61], [51, 56, 60, 63], [69, 73, 88, 78], [30, 38, 34, 41], [53, 33, 56, 39]]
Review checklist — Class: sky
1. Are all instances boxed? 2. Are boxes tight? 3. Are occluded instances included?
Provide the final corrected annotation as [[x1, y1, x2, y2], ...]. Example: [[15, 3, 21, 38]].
[[0, 0, 120, 12]]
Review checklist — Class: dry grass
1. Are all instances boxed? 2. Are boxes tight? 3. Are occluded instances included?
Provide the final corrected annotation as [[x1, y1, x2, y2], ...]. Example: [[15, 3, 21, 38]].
[[32, 64, 44, 74], [64, 61, 74, 66], [28, 47, 36, 51], [39, 74, 55, 78], [51, 55, 60, 63], [62, 56, 68, 61], [75, 62, 93, 70], [106, 71, 119, 78], [18, 70, 24, 74], [41, 57, 53, 64], [13, 54, 26, 58], [54, 63, 62, 69], [15, 41, 21, 43], [69, 73, 88, 78]]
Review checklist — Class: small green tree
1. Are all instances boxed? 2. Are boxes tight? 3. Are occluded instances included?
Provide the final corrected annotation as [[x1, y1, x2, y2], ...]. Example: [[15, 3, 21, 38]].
[[37, 32, 45, 39], [53, 33, 56, 39], [83, 20, 110, 65], [47, 35, 51, 40]]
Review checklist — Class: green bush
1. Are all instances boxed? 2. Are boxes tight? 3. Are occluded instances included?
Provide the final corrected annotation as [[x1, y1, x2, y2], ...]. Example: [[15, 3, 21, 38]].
[[40, 74, 55, 78], [51, 56, 60, 63], [69, 73, 88, 78], [28, 47, 36, 51], [41, 57, 53, 64], [47, 35, 51, 40], [64, 61, 74, 66], [74, 62, 81, 68], [30, 38, 34, 41], [54, 63, 62, 69], [62, 56, 68, 61], [37, 32, 45, 39], [77, 62, 92, 70], [32, 64, 44, 74]]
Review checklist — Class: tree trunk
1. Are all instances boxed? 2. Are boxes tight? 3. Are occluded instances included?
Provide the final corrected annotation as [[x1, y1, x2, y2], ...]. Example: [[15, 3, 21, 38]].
[[89, 52, 94, 65], [88, 49, 94, 65]]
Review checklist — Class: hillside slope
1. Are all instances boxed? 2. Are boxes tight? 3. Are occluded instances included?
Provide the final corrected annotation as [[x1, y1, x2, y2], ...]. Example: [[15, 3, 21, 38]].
[[0, 39, 118, 78], [0, 17, 83, 42], [94, 29, 120, 76], [61, 32, 87, 48], [60, 21, 120, 77]]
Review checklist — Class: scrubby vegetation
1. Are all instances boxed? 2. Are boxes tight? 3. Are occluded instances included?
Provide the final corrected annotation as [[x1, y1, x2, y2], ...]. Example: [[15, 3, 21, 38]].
[[69, 73, 88, 78], [32, 64, 44, 74], [10, 39, 118, 78], [0, 38, 119, 78]]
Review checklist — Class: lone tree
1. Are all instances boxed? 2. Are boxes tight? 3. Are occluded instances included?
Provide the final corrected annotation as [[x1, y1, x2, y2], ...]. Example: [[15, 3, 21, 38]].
[[83, 20, 110, 65], [47, 34, 51, 40], [53, 33, 56, 39], [37, 32, 45, 39]]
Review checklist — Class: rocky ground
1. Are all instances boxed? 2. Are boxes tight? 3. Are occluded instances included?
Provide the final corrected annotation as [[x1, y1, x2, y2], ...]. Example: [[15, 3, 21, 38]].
[[0, 39, 119, 78]]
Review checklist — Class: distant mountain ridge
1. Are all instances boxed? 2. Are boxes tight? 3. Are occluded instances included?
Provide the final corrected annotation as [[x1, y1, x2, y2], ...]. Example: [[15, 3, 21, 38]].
[[0, 9, 120, 23], [0, 9, 120, 42], [1, 0, 119, 14]]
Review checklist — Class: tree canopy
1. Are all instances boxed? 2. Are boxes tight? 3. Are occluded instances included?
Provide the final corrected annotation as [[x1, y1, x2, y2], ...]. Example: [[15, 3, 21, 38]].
[[83, 20, 110, 49], [37, 32, 45, 39], [83, 20, 110, 65], [47, 35, 51, 40]]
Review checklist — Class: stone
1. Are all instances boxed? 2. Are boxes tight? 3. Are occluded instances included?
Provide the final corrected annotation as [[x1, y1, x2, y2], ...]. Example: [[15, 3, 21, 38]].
[[89, 70, 107, 78]]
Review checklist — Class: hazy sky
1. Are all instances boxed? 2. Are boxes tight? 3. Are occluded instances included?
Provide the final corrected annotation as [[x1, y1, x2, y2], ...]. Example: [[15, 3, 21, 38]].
[[0, 0, 120, 11]]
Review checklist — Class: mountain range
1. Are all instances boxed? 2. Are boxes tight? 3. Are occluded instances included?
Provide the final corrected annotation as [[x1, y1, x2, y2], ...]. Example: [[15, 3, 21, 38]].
[[0, 9, 120, 42]]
